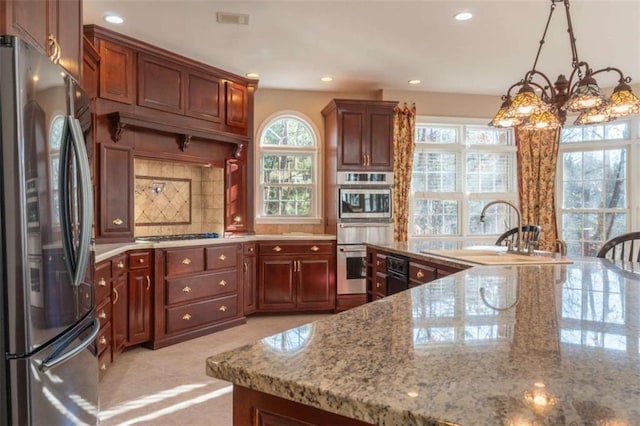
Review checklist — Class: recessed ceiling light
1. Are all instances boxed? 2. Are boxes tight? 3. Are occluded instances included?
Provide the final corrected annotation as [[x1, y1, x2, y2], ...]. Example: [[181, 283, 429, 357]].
[[408, 79, 421, 85], [246, 73, 259, 79], [454, 11, 473, 21], [104, 13, 124, 24], [321, 76, 333, 82]]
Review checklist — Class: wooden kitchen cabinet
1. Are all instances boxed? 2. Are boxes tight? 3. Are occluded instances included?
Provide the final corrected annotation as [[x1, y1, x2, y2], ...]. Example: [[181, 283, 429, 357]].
[[151, 243, 245, 349], [409, 260, 436, 288], [111, 254, 128, 358], [0, 0, 82, 80], [322, 99, 397, 171], [137, 53, 183, 114], [97, 142, 134, 242], [257, 242, 336, 312], [94, 259, 113, 379], [127, 250, 153, 346], [242, 243, 257, 315], [98, 39, 135, 104]]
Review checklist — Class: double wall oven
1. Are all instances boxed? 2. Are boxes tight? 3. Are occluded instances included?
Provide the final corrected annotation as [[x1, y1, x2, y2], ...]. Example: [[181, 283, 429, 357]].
[[336, 172, 394, 295]]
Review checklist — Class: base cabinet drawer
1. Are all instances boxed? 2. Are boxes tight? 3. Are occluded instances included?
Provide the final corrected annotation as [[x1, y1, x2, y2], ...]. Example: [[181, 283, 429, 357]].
[[98, 349, 112, 381], [96, 322, 112, 357], [165, 295, 238, 334], [166, 270, 238, 305]]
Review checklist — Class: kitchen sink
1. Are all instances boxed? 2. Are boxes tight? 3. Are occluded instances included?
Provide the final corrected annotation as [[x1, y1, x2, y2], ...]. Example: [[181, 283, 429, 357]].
[[420, 245, 573, 265]]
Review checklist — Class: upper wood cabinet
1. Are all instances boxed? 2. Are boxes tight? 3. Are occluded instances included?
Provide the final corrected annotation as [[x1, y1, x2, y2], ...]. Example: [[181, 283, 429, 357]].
[[98, 142, 134, 241], [322, 99, 397, 171], [0, 0, 81, 80], [98, 39, 135, 104], [186, 70, 222, 123], [137, 53, 183, 114], [225, 81, 248, 130]]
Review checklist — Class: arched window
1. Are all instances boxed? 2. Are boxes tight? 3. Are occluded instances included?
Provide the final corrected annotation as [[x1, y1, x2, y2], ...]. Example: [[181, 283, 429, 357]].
[[256, 113, 320, 222]]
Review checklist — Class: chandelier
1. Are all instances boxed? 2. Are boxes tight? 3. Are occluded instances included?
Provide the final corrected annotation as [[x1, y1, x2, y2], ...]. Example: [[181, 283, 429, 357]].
[[490, 0, 640, 130]]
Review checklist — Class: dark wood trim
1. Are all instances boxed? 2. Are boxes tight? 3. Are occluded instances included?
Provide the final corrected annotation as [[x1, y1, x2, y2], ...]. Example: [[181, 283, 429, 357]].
[[108, 112, 249, 146], [233, 385, 373, 426]]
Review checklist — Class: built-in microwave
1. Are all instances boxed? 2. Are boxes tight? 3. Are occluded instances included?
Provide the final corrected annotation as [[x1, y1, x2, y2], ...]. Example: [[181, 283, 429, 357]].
[[338, 187, 392, 220]]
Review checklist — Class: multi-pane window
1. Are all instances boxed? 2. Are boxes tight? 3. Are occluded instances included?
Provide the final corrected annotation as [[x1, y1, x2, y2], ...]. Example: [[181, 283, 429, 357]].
[[410, 119, 517, 247], [558, 121, 635, 256], [256, 114, 319, 222]]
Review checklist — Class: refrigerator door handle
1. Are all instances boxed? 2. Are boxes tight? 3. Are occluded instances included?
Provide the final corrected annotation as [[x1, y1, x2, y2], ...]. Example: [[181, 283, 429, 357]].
[[67, 117, 93, 287], [39, 318, 100, 372], [59, 117, 76, 284]]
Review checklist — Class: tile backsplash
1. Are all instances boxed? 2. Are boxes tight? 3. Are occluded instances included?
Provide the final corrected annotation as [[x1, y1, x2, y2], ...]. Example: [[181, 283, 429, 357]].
[[134, 159, 224, 237]]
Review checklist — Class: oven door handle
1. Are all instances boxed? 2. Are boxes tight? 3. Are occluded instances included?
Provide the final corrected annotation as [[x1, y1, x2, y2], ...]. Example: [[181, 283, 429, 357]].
[[338, 246, 367, 253]]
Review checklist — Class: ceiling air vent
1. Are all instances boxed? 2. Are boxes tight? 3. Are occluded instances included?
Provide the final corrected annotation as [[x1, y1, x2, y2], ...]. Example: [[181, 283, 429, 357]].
[[216, 12, 250, 25]]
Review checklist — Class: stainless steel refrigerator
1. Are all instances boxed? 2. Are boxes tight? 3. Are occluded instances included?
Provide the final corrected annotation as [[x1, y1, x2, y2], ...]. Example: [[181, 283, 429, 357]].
[[0, 36, 98, 425]]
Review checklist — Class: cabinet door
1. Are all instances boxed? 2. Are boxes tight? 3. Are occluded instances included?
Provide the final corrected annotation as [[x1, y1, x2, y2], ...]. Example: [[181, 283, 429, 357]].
[[297, 256, 335, 310], [50, 0, 81, 80], [243, 254, 257, 315], [1, 0, 47, 54], [138, 53, 184, 114], [112, 275, 128, 357], [99, 40, 135, 104], [225, 158, 247, 233], [337, 104, 366, 170], [127, 269, 152, 345], [98, 143, 133, 240], [225, 81, 248, 129], [258, 257, 295, 310], [366, 105, 394, 170], [185, 70, 221, 122]]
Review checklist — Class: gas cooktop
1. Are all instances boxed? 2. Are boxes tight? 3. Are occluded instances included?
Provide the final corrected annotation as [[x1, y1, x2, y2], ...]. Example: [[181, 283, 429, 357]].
[[135, 232, 219, 242]]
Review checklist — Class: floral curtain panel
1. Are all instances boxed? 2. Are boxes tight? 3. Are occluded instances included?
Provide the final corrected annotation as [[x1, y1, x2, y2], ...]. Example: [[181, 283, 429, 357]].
[[393, 103, 416, 242], [515, 127, 560, 252]]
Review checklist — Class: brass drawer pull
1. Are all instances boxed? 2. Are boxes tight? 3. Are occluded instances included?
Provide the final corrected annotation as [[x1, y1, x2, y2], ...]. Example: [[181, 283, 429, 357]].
[[117, 261, 124, 269], [99, 336, 107, 345], [112, 218, 123, 225], [182, 313, 192, 320], [98, 278, 107, 287], [100, 363, 107, 371], [219, 305, 227, 312], [310, 245, 319, 252], [182, 286, 192, 293], [376, 281, 382, 288], [376, 260, 382, 266], [218, 280, 227, 287], [218, 254, 226, 261], [112, 288, 119, 304], [146, 275, 151, 291], [233, 215, 242, 223], [98, 310, 107, 319], [416, 270, 424, 279], [273, 246, 282, 252], [182, 258, 191, 265]]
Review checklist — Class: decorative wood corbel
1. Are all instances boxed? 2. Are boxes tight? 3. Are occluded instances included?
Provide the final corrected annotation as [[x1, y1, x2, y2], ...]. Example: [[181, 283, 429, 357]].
[[179, 134, 192, 152], [108, 115, 126, 142], [233, 143, 244, 159]]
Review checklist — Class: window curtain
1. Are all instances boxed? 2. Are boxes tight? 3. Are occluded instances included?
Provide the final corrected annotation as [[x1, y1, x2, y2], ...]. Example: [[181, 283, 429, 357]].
[[392, 103, 416, 242], [515, 128, 560, 251]]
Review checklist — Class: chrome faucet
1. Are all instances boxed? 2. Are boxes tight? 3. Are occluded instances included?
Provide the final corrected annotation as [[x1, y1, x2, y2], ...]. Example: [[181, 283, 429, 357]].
[[480, 200, 523, 254]]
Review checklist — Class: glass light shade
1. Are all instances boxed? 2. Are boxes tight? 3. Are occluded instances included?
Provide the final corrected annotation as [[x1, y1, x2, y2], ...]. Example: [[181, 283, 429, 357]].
[[566, 78, 608, 112], [519, 109, 561, 130], [607, 87, 640, 117], [504, 84, 546, 119], [489, 98, 522, 128], [573, 104, 615, 125]]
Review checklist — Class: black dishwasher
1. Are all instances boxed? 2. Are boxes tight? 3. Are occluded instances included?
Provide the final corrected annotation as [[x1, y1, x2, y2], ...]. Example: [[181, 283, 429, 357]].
[[386, 255, 409, 295]]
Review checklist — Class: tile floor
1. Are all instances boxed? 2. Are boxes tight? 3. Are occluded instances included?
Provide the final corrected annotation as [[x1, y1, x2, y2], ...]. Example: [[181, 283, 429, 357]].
[[98, 314, 330, 426]]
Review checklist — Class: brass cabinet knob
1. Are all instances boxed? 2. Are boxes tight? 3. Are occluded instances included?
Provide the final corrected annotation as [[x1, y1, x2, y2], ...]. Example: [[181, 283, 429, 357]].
[[182, 286, 192, 293], [248, 247, 254, 252], [100, 363, 107, 371], [218, 280, 226, 287], [98, 278, 107, 287], [138, 258, 145, 264], [117, 261, 124, 269], [376, 281, 382, 288], [112, 218, 123, 225], [98, 311, 107, 319], [416, 270, 424, 279], [182, 313, 192, 320], [272, 246, 282, 252], [99, 336, 107, 345], [233, 215, 242, 223], [376, 260, 382, 266], [310, 245, 319, 252], [182, 258, 191, 265], [219, 305, 227, 312], [218, 254, 226, 261]]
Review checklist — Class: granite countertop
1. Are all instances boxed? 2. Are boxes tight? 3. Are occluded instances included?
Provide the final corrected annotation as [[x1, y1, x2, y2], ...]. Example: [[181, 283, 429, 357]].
[[94, 233, 336, 262], [206, 258, 640, 425]]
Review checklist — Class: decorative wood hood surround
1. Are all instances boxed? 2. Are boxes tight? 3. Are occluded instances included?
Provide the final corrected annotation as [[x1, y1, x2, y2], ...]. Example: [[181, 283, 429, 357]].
[[82, 25, 257, 242]]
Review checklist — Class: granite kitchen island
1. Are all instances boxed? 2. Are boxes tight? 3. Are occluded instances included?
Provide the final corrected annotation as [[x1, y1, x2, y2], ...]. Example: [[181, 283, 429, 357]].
[[206, 257, 640, 425]]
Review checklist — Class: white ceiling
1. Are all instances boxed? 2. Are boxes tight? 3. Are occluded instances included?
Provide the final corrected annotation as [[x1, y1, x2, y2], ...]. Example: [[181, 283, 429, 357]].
[[83, 1, 640, 97]]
